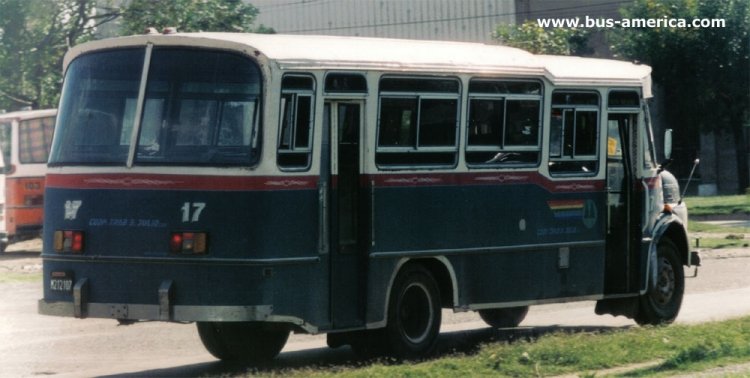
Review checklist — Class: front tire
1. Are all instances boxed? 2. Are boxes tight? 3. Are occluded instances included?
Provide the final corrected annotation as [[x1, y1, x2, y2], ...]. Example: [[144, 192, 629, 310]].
[[635, 238, 684, 325], [383, 264, 442, 359], [478, 306, 529, 328], [196, 321, 289, 362]]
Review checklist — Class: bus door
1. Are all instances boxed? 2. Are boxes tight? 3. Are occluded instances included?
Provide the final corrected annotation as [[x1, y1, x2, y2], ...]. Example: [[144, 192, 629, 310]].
[[324, 100, 365, 328], [604, 113, 638, 294]]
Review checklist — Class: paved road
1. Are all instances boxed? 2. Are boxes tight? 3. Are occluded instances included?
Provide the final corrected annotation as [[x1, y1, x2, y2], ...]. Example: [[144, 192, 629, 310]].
[[1, 248, 749, 377]]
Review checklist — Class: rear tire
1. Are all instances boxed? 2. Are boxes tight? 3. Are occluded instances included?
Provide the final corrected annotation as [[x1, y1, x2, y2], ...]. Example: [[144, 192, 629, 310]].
[[635, 238, 684, 326], [196, 321, 289, 362], [478, 306, 529, 328], [383, 264, 441, 359]]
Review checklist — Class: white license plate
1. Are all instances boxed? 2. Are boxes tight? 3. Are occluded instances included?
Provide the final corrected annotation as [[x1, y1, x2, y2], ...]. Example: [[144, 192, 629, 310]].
[[50, 272, 73, 292]]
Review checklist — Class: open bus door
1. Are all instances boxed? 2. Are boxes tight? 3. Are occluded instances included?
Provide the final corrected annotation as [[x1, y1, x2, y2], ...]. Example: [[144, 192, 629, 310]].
[[604, 112, 639, 294], [324, 100, 366, 329]]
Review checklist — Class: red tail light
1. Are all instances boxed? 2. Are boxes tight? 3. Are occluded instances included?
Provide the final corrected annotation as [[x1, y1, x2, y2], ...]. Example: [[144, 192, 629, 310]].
[[54, 230, 85, 253], [170, 232, 207, 255]]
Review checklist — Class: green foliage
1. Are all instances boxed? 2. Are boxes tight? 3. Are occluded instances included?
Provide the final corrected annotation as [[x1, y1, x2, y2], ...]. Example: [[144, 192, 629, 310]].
[[493, 20, 589, 55], [0, 0, 106, 110], [612, 0, 750, 191], [263, 317, 750, 377], [684, 195, 750, 216], [0, 0, 272, 111], [120, 0, 272, 35]]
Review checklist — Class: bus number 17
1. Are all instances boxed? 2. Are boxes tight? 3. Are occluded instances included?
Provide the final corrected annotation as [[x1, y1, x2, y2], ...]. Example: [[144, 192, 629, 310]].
[[181, 202, 206, 222]]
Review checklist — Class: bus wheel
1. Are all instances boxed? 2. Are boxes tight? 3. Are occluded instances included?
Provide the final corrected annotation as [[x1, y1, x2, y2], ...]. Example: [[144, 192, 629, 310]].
[[196, 321, 289, 362], [478, 306, 529, 328], [635, 238, 685, 326], [384, 264, 441, 359]]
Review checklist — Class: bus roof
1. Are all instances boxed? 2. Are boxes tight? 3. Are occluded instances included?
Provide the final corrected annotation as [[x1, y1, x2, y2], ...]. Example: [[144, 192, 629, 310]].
[[0, 109, 57, 123], [64, 33, 652, 96]]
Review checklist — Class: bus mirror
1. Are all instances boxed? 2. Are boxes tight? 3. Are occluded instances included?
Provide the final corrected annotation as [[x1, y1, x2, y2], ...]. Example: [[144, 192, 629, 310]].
[[664, 129, 673, 160]]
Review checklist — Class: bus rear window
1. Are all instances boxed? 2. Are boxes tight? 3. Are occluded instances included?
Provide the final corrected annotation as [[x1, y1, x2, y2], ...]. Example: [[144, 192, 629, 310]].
[[19, 116, 55, 164], [0, 122, 10, 167], [50, 48, 262, 166]]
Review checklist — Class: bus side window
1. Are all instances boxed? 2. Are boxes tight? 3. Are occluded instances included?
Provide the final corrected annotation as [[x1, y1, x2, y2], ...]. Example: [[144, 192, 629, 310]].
[[465, 79, 542, 167], [549, 91, 600, 175], [375, 76, 460, 168], [278, 74, 315, 170]]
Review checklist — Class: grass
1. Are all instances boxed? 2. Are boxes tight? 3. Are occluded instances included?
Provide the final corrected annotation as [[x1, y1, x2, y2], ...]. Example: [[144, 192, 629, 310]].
[[686, 195, 748, 249], [685, 194, 750, 217], [0, 272, 41, 283], [689, 221, 748, 234], [694, 237, 749, 250], [262, 317, 750, 377]]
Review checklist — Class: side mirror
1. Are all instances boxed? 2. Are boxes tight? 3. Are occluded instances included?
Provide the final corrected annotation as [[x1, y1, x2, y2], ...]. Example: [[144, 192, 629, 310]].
[[664, 129, 673, 161]]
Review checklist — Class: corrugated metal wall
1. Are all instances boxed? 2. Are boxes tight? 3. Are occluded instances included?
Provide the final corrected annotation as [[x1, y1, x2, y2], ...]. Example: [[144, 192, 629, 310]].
[[252, 0, 516, 43]]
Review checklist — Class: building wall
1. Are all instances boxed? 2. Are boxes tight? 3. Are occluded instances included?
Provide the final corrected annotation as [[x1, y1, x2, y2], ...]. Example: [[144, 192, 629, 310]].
[[252, 0, 515, 43]]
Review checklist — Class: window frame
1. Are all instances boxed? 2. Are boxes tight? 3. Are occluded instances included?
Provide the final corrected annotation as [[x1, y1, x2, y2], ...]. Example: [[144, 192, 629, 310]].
[[277, 73, 316, 171], [375, 75, 461, 170], [465, 78, 543, 168], [324, 72, 368, 95], [548, 90, 601, 176], [18, 116, 55, 164]]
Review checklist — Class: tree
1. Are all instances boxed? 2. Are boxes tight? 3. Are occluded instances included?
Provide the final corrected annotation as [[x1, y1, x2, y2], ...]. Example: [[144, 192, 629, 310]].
[[612, 0, 750, 192], [120, 0, 273, 35], [0, 0, 115, 110], [0, 0, 272, 112], [493, 20, 590, 55]]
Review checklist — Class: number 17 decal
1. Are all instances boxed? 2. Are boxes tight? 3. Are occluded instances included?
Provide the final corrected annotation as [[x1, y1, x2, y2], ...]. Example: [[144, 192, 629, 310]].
[[181, 202, 206, 222]]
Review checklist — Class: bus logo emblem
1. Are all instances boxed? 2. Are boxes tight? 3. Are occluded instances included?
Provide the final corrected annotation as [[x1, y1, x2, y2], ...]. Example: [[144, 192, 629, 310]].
[[582, 200, 598, 229], [64, 200, 82, 220]]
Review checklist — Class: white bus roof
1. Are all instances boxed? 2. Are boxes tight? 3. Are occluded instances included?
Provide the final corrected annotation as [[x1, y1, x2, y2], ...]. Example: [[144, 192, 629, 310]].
[[64, 33, 652, 96], [0, 109, 57, 123]]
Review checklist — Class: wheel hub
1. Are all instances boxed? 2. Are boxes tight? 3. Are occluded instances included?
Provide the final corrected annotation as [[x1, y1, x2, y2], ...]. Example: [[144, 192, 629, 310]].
[[399, 282, 434, 344], [653, 256, 675, 305]]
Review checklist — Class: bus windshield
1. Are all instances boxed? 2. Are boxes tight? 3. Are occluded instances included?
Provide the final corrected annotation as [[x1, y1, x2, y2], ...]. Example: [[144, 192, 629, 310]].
[[50, 48, 262, 166]]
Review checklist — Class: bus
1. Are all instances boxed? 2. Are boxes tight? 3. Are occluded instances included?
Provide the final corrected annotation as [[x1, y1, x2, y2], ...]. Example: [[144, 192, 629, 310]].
[[39, 32, 698, 362], [0, 109, 56, 252]]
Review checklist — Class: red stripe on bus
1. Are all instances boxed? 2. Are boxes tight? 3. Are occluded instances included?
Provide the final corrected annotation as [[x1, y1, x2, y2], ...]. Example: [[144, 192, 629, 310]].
[[46, 173, 319, 191], [47, 172, 605, 193], [366, 172, 605, 193]]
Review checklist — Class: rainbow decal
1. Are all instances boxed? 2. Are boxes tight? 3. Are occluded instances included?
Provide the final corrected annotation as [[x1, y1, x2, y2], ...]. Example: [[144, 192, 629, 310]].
[[547, 199, 586, 219]]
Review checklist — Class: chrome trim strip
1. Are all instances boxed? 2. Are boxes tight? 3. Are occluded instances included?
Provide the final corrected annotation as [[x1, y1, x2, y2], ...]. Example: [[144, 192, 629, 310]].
[[369, 240, 605, 259], [466, 294, 605, 311], [41, 255, 320, 266], [37, 300, 320, 334]]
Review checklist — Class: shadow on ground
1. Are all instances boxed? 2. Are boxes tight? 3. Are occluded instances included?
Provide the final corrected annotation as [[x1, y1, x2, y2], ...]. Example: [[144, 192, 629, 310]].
[[104, 324, 633, 377]]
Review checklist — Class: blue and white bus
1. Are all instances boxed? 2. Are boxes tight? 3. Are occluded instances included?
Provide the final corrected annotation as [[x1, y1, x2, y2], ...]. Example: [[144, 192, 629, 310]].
[[39, 32, 697, 361]]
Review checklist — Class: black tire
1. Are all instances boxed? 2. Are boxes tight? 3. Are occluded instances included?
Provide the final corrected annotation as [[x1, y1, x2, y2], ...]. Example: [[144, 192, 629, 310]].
[[635, 238, 685, 326], [383, 264, 442, 359], [196, 321, 289, 362], [478, 306, 529, 328]]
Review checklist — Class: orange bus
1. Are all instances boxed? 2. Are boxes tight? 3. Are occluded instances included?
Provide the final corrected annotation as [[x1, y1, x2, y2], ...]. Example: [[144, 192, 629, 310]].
[[0, 109, 56, 252]]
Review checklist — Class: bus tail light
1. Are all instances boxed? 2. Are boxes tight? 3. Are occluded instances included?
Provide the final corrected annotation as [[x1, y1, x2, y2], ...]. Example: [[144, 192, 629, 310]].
[[53, 230, 85, 253], [170, 232, 207, 255]]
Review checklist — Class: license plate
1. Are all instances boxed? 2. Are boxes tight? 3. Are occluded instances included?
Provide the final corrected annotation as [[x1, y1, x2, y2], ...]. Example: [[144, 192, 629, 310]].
[[50, 271, 73, 292]]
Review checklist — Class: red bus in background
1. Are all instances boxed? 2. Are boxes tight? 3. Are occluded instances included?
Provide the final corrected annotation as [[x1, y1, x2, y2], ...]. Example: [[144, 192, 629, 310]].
[[0, 109, 56, 252]]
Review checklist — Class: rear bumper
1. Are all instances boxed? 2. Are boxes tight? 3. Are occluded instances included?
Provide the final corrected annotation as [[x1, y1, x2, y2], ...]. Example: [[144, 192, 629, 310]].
[[38, 260, 322, 333]]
